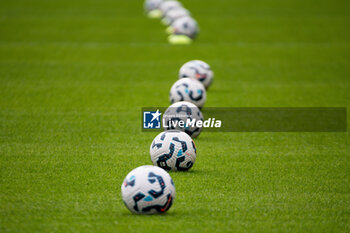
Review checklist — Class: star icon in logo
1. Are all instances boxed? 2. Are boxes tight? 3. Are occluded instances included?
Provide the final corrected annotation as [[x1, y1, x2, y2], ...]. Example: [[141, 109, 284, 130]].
[[150, 109, 161, 122]]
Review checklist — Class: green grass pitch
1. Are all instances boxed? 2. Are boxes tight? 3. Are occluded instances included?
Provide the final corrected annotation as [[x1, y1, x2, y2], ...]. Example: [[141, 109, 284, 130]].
[[0, 0, 349, 232]]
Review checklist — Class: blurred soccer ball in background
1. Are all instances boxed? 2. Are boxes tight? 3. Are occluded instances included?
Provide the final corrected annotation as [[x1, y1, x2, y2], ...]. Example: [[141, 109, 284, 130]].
[[144, 0, 163, 12], [171, 16, 199, 39], [179, 60, 214, 89], [159, 0, 182, 16], [162, 7, 190, 25]]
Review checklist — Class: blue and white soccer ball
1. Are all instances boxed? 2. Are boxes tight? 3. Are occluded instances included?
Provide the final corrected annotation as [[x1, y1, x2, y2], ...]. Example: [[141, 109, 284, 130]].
[[150, 130, 197, 171], [163, 101, 203, 138], [159, 0, 182, 16], [170, 77, 206, 108], [121, 165, 175, 214], [179, 60, 214, 89], [171, 16, 199, 39], [162, 7, 190, 25]]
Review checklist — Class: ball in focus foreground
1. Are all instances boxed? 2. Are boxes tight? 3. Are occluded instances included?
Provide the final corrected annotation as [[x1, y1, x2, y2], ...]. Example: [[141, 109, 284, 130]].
[[163, 101, 204, 138], [150, 130, 197, 171], [121, 165, 175, 214], [170, 77, 207, 108]]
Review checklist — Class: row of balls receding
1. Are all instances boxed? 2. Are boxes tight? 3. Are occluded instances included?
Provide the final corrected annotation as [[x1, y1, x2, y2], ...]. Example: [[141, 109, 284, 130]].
[[121, 56, 214, 213], [144, 0, 200, 44], [121, 60, 214, 214]]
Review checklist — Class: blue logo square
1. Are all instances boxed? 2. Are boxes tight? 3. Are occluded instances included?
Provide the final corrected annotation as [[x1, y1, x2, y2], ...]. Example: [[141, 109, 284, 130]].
[[143, 110, 161, 129]]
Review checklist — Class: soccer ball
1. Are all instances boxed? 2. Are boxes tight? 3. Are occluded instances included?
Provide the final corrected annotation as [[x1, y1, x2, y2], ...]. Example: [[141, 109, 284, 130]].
[[169, 78, 206, 108], [163, 101, 203, 138], [171, 16, 199, 39], [121, 165, 175, 214], [162, 7, 190, 25], [144, 0, 163, 12], [179, 60, 214, 89], [159, 1, 182, 15], [150, 130, 197, 171]]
